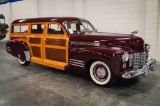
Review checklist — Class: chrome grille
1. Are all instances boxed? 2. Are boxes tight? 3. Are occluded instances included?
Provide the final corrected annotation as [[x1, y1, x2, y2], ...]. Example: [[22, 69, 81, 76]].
[[129, 52, 146, 69]]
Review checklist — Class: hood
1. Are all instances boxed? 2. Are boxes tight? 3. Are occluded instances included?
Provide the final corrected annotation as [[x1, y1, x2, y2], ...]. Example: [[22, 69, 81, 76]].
[[69, 32, 144, 51]]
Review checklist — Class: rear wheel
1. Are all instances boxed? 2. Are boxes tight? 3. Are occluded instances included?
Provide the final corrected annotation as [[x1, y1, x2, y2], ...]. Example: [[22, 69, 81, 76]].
[[17, 52, 30, 66], [90, 61, 114, 86], [17, 58, 30, 66]]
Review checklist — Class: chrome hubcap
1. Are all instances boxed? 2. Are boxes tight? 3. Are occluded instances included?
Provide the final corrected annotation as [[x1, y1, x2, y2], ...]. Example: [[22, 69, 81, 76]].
[[93, 64, 108, 81], [96, 67, 106, 78]]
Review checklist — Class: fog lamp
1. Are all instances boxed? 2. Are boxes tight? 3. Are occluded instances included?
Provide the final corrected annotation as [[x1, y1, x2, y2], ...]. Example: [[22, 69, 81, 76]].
[[122, 63, 127, 70], [146, 44, 151, 52]]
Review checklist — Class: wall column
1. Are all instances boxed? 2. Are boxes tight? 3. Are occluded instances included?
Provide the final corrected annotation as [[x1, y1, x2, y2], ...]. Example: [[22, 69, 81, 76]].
[[157, 0, 160, 62], [145, 0, 159, 60]]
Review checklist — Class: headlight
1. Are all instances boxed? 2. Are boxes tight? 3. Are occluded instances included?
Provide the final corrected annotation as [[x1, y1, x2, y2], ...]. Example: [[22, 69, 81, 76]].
[[122, 52, 129, 62]]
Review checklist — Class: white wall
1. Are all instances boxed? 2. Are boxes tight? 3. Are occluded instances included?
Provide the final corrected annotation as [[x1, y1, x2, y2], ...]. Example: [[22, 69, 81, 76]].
[[38, 0, 74, 17], [145, 0, 159, 59], [1, 0, 160, 61], [84, 0, 146, 38], [11, 0, 38, 20], [0, 3, 10, 40], [73, 0, 84, 17], [157, 0, 160, 61]]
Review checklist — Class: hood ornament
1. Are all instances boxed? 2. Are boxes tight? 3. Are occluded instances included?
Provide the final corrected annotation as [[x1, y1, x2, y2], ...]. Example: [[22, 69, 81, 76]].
[[131, 30, 138, 35]]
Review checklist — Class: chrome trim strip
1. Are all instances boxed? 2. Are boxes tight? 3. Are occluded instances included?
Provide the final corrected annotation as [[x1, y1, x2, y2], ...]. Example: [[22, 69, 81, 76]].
[[70, 63, 84, 68], [70, 58, 84, 68], [70, 41, 99, 47], [70, 59, 84, 63], [69, 61, 84, 65]]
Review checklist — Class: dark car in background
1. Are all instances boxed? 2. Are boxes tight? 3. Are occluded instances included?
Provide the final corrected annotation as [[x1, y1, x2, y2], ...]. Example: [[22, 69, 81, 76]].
[[0, 14, 8, 40]]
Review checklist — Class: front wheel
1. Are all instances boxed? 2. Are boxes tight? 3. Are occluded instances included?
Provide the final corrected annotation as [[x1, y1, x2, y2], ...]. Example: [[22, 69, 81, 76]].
[[90, 61, 114, 86]]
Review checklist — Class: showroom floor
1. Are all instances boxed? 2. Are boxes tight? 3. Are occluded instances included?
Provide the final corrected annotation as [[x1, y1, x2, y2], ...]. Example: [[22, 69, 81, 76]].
[[0, 41, 160, 106]]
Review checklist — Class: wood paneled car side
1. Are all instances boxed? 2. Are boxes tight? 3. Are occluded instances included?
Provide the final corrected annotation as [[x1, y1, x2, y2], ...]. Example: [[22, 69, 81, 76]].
[[6, 17, 156, 86]]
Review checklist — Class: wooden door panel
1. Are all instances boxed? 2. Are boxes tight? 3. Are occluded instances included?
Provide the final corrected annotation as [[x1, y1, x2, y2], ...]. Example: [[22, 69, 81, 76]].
[[28, 23, 44, 62], [31, 46, 41, 58], [29, 37, 42, 58], [45, 38, 66, 62], [42, 22, 68, 70], [45, 48, 66, 62], [29, 38, 41, 44], [45, 38, 66, 46]]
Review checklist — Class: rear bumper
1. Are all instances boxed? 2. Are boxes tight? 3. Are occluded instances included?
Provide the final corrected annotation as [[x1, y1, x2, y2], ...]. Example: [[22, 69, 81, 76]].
[[122, 59, 156, 79]]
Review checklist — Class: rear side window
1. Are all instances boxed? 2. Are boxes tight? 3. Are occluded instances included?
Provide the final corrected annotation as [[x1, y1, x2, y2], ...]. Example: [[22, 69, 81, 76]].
[[31, 24, 44, 34], [12, 25, 28, 33], [47, 24, 64, 35]]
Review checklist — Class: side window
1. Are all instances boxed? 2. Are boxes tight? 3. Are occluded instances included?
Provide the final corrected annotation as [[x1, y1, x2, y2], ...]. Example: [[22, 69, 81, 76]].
[[81, 22, 93, 31], [31, 24, 44, 34], [70, 23, 77, 32], [80, 25, 85, 31], [12, 25, 28, 33], [47, 24, 64, 35], [65, 23, 77, 33]]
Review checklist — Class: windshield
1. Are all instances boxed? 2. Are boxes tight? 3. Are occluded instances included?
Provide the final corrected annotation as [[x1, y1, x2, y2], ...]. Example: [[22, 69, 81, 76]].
[[64, 21, 96, 34]]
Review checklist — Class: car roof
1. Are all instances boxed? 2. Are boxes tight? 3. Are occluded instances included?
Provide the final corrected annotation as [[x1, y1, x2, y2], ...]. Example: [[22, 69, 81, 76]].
[[12, 17, 88, 24]]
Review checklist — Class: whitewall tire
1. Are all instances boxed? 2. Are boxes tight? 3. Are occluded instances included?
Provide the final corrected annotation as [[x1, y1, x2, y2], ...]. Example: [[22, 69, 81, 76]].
[[17, 58, 30, 66], [17, 58, 26, 64], [17, 52, 31, 66], [90, 61, 114, 86]]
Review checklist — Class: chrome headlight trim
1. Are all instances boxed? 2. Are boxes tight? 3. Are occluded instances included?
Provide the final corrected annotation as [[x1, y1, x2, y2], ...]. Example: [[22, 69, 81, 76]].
[[122, 52, 129, 62]]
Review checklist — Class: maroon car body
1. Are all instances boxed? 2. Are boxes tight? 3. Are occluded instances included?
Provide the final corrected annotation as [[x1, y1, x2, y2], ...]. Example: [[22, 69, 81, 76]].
[[67, 32, 144, 73], [6, 17, 156, 86]]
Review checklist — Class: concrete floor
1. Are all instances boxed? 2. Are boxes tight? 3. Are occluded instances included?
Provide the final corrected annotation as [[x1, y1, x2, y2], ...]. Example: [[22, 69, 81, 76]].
[[0, 41, 160, 106]]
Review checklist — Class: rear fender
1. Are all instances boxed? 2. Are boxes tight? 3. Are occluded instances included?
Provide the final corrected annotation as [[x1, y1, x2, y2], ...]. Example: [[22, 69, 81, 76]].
[[6, 40, 30, 61]]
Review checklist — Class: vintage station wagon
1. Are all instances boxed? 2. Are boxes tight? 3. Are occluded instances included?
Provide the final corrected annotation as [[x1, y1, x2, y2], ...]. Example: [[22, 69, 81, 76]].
[[6, 17, 156, 86]]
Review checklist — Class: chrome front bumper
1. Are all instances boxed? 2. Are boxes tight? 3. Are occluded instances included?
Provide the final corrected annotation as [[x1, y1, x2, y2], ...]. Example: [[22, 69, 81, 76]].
[[122, 59, 156, 79]]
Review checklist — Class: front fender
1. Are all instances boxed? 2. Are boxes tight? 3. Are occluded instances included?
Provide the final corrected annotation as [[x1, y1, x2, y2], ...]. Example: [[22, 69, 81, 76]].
[[69, 46, 127, 76], [6, 40, 30, 60], [70, 46, 125, 61]]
